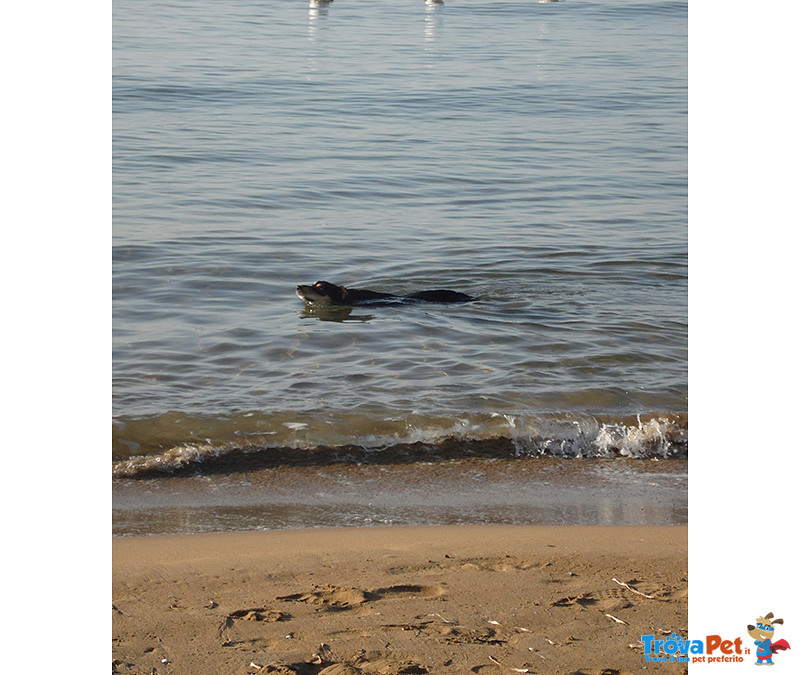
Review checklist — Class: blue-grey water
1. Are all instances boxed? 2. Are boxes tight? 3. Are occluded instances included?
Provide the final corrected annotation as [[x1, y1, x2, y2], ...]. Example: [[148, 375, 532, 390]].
[[113, 0, 686, 534]]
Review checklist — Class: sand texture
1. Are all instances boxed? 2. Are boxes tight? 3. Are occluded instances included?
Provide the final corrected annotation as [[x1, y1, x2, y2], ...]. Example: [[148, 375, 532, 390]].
[[112, 525, 687, 674]]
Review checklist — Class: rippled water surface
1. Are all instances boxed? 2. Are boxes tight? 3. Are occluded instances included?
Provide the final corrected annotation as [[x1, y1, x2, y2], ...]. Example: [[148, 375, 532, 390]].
[[113, 0, 686, 478]]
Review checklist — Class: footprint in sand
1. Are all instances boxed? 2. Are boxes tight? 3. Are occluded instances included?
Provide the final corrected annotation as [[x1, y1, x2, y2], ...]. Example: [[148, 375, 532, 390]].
[[372, 584, 446, 599], [351, 650, 430, 674], [550, 588, 633, 612], [458, 556, 548, 572], [317, 665, 361, 675], [277, 585, 374, 609], [276, 583, 446, 611], [228, 607, 289, 622], [385, 556, 547, 576]]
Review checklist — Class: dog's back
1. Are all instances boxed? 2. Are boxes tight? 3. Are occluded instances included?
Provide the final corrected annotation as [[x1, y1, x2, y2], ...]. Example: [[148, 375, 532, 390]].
[[404, 289, 474, 303], [297, 281, 475, 306]]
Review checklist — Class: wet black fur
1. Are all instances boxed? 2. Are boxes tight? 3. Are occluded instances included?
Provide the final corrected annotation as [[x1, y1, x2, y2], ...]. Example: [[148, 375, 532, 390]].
[[296, 280, 475, 306]]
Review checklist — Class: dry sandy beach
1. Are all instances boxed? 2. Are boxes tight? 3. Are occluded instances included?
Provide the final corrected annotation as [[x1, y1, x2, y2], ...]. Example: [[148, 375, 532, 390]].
[[113, 525, 687, 674]]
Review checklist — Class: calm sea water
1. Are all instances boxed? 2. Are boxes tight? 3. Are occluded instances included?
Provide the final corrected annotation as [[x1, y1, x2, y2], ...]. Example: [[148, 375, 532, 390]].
[[113, 0, 686, 493]]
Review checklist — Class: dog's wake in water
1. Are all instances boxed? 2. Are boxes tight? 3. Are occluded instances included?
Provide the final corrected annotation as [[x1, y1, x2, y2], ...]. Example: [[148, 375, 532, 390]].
[[296, 280, 475, 306]]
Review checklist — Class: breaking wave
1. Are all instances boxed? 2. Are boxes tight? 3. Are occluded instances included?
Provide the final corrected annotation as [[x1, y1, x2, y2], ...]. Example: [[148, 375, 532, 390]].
[[113, 410, 687, 478]]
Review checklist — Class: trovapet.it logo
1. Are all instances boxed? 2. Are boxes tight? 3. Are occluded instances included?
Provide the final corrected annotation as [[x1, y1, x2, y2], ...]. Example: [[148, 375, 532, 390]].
[[640, 633, 745, 665], [640, 611, 791, 666]]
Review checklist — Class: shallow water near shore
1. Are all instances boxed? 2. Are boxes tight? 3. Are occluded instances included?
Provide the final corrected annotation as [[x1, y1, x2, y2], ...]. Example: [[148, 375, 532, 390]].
[[114, 0, 686, 533], [113, 458, 687, 537]]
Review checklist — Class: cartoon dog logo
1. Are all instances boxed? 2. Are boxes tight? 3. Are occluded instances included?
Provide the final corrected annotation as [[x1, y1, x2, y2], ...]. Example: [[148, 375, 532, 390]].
[[747, 612, 791, 666]]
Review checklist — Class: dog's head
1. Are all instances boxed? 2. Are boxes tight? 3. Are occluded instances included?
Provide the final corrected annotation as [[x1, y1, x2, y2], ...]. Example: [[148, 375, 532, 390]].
[[747, 612, 784, 641], [296, 281, 350, 305]]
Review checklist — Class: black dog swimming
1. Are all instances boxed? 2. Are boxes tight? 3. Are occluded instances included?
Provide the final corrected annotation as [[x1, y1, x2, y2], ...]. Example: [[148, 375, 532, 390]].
[[296, 280, 475, 306]]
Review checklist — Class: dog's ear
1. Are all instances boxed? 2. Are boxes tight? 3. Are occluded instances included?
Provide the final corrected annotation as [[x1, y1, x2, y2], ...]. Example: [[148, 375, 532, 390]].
[[773, 618, 784, 625]]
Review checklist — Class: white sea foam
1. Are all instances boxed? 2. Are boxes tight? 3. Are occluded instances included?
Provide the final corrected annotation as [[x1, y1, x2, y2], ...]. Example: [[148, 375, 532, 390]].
[[112, 411, 687, 477]]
